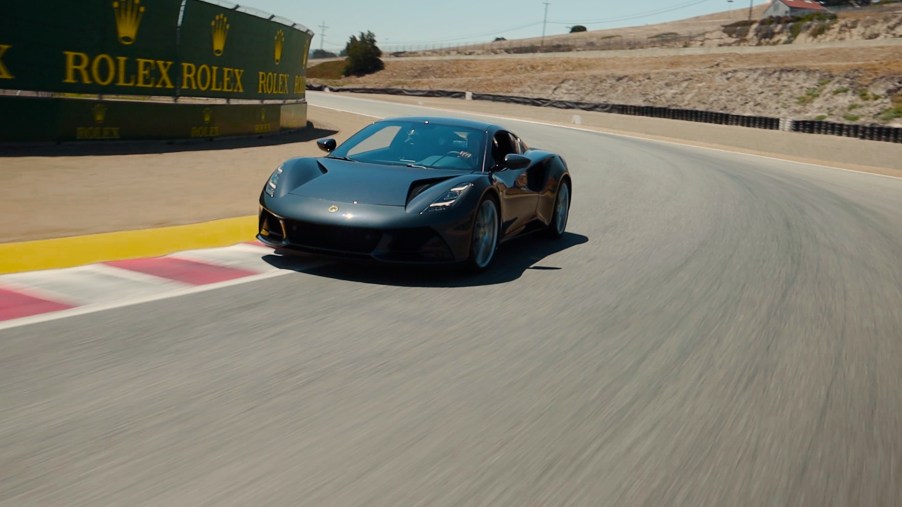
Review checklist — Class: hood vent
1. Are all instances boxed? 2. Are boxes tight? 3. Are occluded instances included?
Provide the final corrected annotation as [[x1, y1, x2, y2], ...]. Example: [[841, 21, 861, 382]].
[[406, 178, 450, 205]]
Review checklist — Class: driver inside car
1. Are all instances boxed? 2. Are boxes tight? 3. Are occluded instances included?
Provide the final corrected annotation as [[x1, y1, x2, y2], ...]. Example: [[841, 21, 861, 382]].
[[400, 127, 476, 167], [436, 129, 475, 161]]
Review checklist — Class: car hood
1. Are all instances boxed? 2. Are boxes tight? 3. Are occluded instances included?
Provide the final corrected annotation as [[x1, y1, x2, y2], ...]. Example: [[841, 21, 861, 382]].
[[287, 158, 472, 206]]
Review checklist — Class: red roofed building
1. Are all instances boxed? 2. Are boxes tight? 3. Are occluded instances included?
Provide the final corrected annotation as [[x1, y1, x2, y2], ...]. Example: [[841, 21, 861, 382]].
[[763, 0, 830, 17]]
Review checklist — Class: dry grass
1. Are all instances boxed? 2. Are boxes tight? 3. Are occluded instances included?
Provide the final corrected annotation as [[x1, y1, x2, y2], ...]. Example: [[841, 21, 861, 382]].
[[308, 5, 902, 124], [306, 60, 345, 80]]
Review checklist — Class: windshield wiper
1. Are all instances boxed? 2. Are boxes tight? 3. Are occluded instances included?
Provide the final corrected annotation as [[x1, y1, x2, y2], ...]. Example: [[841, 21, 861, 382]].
[[327, 155, 354, 161]]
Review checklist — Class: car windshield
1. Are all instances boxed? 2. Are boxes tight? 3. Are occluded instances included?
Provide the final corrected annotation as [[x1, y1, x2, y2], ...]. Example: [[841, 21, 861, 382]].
[[329, 120, 485, 171]]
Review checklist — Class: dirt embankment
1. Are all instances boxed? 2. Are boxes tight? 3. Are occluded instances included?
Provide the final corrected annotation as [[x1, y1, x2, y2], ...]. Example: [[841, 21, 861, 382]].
[[310, 6, 902, 125]]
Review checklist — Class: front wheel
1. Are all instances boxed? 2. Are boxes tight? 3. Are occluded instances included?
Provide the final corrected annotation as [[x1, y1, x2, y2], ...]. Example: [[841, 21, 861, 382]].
[[465, 197, 499, 272], [545, 179, 570, 239]]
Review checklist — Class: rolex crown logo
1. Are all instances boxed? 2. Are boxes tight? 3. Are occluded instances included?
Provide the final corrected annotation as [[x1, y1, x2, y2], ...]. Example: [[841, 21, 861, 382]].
[[93, 104, 108, 124], [112, 0, 145, 45], [203, 107, 213, 125], [274, 30, 285, 65], [260, 108, 266, 122], [211, 14, 230, 56]]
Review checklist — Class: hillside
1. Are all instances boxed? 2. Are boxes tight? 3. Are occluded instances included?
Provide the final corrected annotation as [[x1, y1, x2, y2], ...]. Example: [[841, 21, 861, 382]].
[[308, 3, 902, 126], [380, 2, 901, 56]]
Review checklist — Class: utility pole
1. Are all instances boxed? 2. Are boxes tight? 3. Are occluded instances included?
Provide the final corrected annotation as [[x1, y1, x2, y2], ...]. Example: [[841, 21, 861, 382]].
[[748, 0, 754, 22], [541, 1, 550, 47], [318, 21, 328, 51]]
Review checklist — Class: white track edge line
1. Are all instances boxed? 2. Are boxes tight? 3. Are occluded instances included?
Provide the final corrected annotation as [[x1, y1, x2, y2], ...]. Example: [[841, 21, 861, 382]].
[[0, 269, 294, 331], [310, 94, 902, 181]]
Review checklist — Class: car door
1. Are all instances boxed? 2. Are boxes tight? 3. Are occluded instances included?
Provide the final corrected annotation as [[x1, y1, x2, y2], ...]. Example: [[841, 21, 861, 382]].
[[490, 130, 539, 236]]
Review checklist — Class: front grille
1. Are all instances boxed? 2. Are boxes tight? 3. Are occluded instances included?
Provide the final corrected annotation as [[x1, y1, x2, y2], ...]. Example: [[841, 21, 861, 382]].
[[285, 220, 382, 254], [381, 228, 453, 262], [387, 227, 437, 252]]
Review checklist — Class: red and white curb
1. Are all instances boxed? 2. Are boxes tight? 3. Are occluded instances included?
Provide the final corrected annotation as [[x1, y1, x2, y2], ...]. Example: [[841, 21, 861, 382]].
[[0, 242, 306, 330]]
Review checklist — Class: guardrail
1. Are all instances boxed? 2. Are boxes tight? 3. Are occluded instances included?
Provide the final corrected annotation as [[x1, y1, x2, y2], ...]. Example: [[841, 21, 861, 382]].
[[307, 85, 901, 144], [791, 120, 902, 143]]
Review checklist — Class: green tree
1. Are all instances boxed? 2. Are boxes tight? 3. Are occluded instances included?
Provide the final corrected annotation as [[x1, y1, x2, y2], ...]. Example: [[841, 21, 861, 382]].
[[569, 25, 587, 33], [311, 49, 338, 59], [343, 31, 384, 77]]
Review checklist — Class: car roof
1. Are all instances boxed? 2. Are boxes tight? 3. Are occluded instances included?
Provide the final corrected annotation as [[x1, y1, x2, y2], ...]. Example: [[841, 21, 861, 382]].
[[374, 116, 501, 132]]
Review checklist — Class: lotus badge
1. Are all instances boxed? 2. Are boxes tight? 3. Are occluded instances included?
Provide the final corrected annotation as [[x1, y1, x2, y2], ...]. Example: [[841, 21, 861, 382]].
[[328, 205, 339, 213]]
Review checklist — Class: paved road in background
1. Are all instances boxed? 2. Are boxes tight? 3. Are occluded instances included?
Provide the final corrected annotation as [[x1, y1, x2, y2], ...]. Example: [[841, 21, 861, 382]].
[[2, 93, 901, 505]]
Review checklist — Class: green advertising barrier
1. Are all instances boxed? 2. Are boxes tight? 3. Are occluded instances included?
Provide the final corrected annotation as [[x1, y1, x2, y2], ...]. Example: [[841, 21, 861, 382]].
[[0, 96, 303, 142], [0, 0, 312, 142], [0, 0, 183, 96], [179, 0, 310, 100]]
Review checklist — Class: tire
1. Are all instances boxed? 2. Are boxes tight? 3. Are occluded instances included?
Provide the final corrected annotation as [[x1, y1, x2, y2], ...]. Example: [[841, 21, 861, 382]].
[[545, 179, 570, 239], [465, 197, 499, 272]]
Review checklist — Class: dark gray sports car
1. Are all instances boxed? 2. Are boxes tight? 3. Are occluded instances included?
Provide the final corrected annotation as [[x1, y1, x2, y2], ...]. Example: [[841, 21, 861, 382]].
[[258, 116, 571, 270]]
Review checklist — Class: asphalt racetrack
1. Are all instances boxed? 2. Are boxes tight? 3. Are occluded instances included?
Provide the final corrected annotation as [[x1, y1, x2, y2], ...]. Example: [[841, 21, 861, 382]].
[[2, 93, 901, 505]]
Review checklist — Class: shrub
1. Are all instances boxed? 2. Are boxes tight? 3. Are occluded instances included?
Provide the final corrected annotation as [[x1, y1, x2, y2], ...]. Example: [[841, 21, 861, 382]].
[[857, 89, 880, 101], [723, 20, 756, 29], [649, 32, 680, 40], [878, 106, 902, 121], [809, 12, 837, 22], [569, 25, 587, 33], [809, 22, 829, 38], [343, 31, 384, 77], [789, 21, 803, 40], [724, 19, 755, 38], [797, 88, 821, 105], [755, 24, 775, 39], [311, 49, 337, 59]]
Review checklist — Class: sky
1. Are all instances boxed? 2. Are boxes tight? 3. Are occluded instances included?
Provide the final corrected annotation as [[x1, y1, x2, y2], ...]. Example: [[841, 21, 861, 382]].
[[233, 0, 754, 52]]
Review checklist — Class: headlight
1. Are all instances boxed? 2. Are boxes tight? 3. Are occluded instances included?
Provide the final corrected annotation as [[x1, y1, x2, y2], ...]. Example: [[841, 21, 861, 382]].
[[265, 165, 283, 197], [424, 183, 472, 212]]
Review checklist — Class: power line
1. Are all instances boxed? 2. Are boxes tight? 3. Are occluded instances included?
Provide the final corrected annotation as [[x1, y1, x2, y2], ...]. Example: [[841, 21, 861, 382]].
[[549, 0, 714, 25], [395, 0, 709, 47], [317, 0, 718, 51], [389, 21, 544, 44]]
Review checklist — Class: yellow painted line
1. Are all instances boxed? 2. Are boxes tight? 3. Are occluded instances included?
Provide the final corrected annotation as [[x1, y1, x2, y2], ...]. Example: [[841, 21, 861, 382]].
[[0, 216, 258, 275]]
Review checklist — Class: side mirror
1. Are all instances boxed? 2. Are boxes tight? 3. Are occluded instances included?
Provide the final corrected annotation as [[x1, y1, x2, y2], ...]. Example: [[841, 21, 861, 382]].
[[500, 153, 530, 170], [317, 138, 337, 153]]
